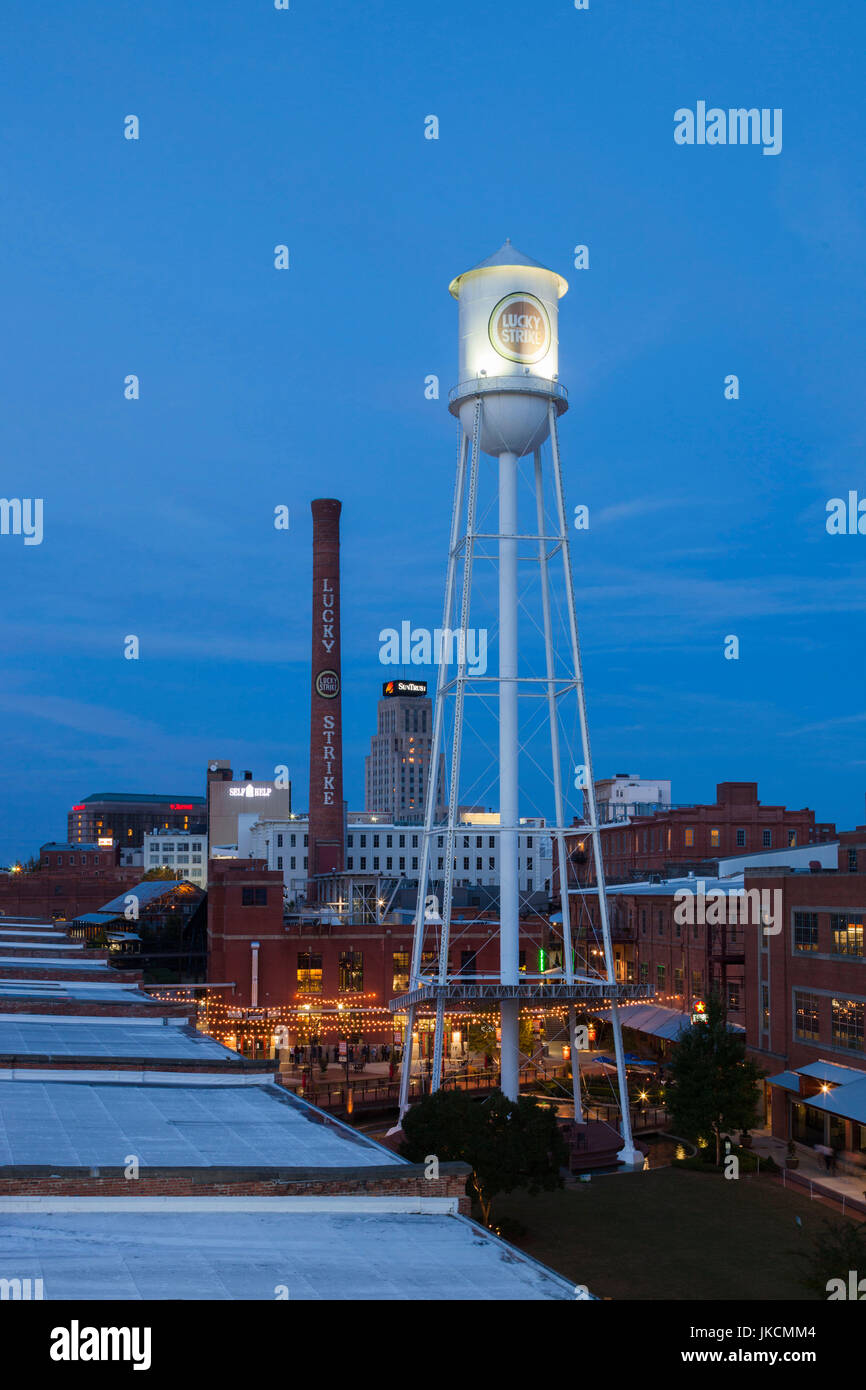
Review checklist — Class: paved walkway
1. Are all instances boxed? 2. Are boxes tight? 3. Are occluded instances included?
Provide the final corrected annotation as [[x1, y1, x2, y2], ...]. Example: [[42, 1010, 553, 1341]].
[[750, 1128, 866, 1209]]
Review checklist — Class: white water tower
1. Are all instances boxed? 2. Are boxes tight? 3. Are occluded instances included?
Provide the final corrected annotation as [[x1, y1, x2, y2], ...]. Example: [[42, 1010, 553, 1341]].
[[391, 241, 643, 1165]]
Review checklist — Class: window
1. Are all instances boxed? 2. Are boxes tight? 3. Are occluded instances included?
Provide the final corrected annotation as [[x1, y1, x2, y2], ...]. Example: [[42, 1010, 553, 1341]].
[[830, 915, 864, 957], [290, 856, 296, 869], [386, 856, 393, 870], [476, 857, 483, 870], [761, 983, 770, 1030], [392, 951, 410, 993], [684, 827, 694, 847], [641, 910, 647, 933], [360, 834, 366, 848], [399, 834, 405, 848], [476, 836, 482, 849], [692, 970, 703, 995], [345, 857, 352, 870], [788, 830, 797, 847], [728, 982, 741, 1010], [489, 837, 495, 849], [639, 962, 649, 984], [277, 856, 283, 870], [831, 998, 864, 1052], [297, 952, 322, 993], [793, 912, 819, 952], [656, 964, 666, 991], [794, 991, 821, 1042], [437, 857, 444, 870], [710, 828, 720, 848], [736, 828, 746, 848], [339, 951, 364, 993], [411, 856, 418, 871], [849, 849, 858, 873], [386, 834, 392, 848], [303, 835, 308, 847], [373, 857, 379, 871], [657, 912, 664, 937], [460, 949, 478, 976], [373, 835, 379, 849], [277, 834, 283, 848], [762, 829, 772, 848], [463, 858, 469, 870], [241, 887, 267, 906], [290, 834, 296, 847], [674, 967, 684, 991], [360, 857, 366, 870]]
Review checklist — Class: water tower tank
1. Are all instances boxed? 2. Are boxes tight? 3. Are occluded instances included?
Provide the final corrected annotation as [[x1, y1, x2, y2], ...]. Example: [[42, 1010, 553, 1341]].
[[448, 239, 569, 458]]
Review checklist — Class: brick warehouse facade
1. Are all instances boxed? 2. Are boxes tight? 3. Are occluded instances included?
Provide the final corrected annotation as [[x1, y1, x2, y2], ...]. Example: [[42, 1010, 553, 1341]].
[[205, 858, 555, 1057], [566, 782, 836, 886], [570, 878, 747, 1031], [745, 847, 866, 1163], [0, 843, 140, 920]]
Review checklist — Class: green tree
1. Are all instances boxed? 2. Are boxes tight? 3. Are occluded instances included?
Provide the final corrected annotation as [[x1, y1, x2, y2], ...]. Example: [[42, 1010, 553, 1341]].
[[667, 992, 763, 1163], [466, 1013, 535, 1064], [400, 1087, 566, 1228], [141, 866, 177, 881]]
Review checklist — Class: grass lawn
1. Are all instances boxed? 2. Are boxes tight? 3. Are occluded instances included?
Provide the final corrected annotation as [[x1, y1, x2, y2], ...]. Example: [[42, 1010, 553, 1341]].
[[492, 1168, 839, 1300]]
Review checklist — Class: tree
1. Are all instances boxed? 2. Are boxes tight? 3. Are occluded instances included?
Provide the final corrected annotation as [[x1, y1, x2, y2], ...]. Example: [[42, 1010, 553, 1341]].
[[467, 1013, 535, 1063], [667, 992, 763, 1163], [141, 867, 177, 881], [400, 1087, 566, 1228], [793, 1219, 866, 1298]]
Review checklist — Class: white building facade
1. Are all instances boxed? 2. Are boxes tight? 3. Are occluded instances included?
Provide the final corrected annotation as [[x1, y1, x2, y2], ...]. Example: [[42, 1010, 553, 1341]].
[[143, 830, 208, 887]]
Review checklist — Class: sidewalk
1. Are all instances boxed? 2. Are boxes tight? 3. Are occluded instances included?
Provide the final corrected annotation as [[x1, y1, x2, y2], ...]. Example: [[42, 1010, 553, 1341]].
[[750, 1128, 866, 1212]]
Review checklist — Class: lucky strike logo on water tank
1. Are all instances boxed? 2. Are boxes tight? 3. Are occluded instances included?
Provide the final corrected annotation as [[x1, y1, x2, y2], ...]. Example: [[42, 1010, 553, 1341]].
[[489, 292, 551, 364]]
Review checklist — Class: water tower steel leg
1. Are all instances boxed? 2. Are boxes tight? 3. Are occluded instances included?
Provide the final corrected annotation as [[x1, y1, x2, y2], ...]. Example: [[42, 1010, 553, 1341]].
[[411, 429, 468, 988], [547, 404, 638, 1164], [533, 449, 583, 1124], [499, 447, 520, 1103], [397, 1002, 415, 1121]]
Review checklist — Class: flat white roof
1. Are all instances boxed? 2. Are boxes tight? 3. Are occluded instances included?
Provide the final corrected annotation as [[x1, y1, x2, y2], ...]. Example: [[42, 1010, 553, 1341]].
[[0, 1205, 575, 1300], [0, 1079, 405, 1170], [0, 1017, 237, 1063]]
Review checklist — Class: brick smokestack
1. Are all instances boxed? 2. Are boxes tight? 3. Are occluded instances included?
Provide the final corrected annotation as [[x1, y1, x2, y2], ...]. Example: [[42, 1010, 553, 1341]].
[[308, 499, 344, 899]]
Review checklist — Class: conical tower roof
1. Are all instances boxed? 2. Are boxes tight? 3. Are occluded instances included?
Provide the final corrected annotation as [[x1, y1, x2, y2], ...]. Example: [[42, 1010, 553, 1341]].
[[448, 239, 568, 299]]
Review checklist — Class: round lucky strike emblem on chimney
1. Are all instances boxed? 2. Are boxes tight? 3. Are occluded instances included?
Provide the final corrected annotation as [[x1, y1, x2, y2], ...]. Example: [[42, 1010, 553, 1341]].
[[489, 292, 551, 364], [315, 669, 340, 698]]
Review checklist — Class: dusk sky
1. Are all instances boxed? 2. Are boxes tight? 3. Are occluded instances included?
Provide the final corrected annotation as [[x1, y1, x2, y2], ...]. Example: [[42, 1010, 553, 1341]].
[[2, 0, 864, 863]]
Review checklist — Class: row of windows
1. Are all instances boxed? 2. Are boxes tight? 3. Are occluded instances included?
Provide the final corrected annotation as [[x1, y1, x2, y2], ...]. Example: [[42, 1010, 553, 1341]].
[[276, 856, 307, 871], [793, 912, 864, 957], [147, 842, 203, 852], [272, 833, 308, 849], [608, 826, 797, 854], [794, 991, 865, 1052], [296, 948, 524, 995]]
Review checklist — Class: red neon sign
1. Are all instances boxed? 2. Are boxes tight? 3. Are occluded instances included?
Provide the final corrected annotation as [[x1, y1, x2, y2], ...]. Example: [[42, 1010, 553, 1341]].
[[170, 804, 193, 811]]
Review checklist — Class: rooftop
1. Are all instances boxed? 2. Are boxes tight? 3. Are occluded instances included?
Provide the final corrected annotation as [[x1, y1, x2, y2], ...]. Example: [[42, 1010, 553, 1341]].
[[0, 1077, 405, 1169], [0, 1204, 575, 1300], [78, 793, 206, 805], [0, 1016, 237, 1065]]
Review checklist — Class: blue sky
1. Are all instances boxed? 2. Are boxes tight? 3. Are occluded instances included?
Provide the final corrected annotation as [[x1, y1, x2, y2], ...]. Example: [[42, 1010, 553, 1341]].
[[1, 0, 864, 862]]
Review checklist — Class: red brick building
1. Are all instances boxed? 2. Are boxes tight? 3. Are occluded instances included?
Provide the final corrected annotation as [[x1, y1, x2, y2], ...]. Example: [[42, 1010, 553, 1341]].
[[0, 843, 140, 920], [205, 859, 554, 1059], [570, 877, 747, 1031], [567, 782, 835, 886], [744, 848, 866, 1169]]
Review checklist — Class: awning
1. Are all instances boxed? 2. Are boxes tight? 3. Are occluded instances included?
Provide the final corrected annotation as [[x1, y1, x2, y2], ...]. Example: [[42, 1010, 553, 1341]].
[[796, 1077, 866, 1126], [591, 1002, 744, 1041], [765, 1070, 800, 1093]]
